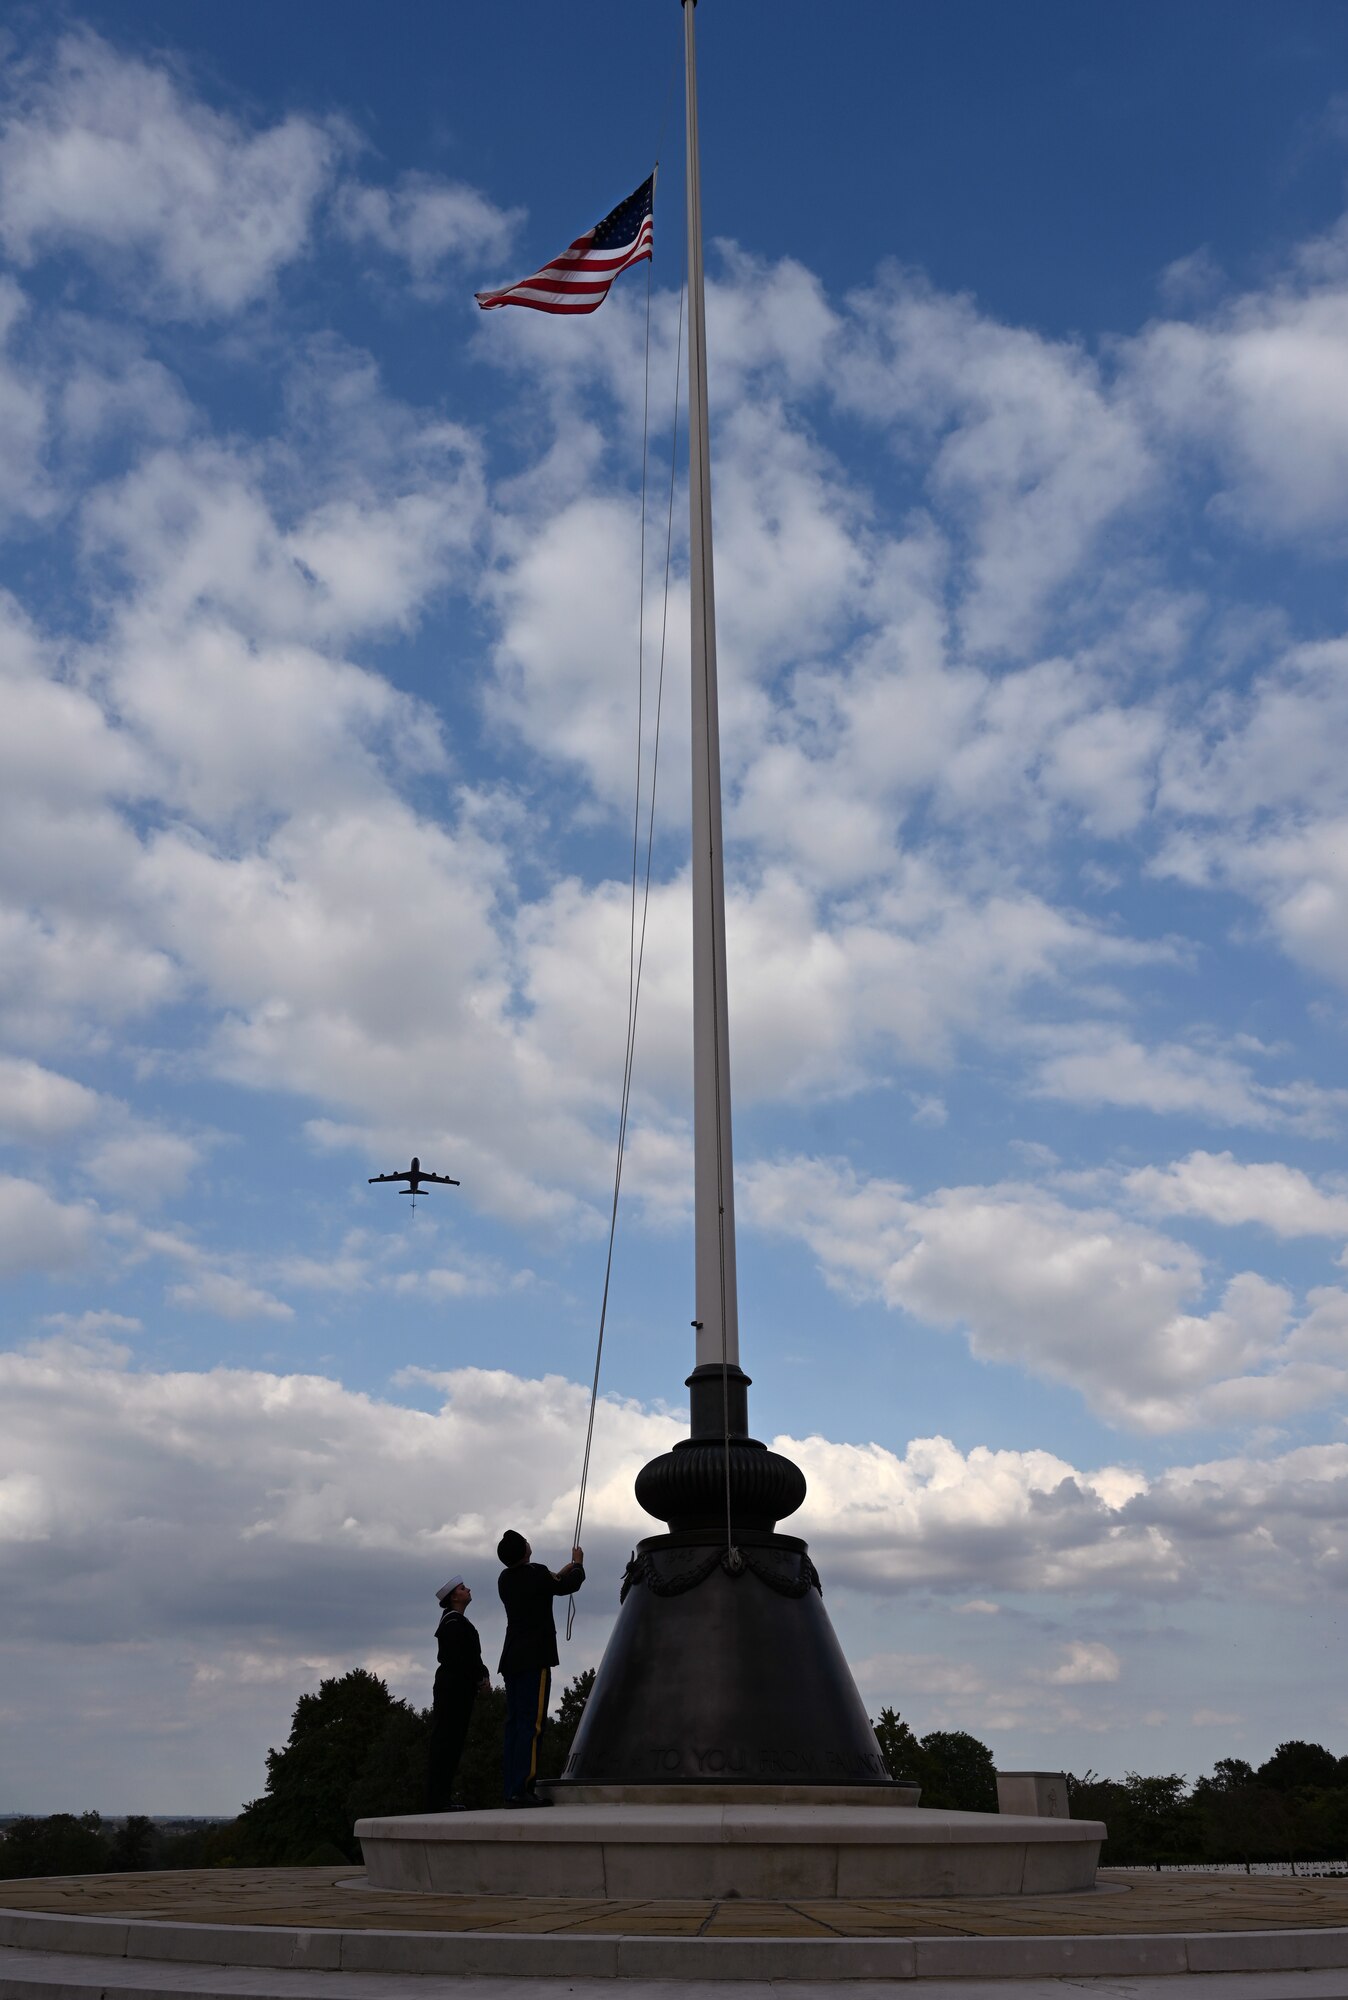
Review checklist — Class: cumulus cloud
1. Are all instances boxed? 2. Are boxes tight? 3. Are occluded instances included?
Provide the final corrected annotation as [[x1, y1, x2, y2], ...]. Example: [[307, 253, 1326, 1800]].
[[82, 1126, 200, 1205], [833, 270, 1154, 655], [335, 172, 521, 280], [166, 1272, 294, 1323], [1030, 1029, 1348, 1135], [0, 1346, 678, 1653], [0, 1175, 95, 1275], [0, 1056, 100, 1142], [1159, 638, 1348, 828], [0, 276, 52, 524], [786, 1428, 1159, 1592], [742, 1156, 1348, 1432], [1039, 1640, 1122, 1685], [0, 31, 339, 317], [1150, 638, 1348, 995], [1132, 280, 1348, 540], [41, 1309, 141, 1339], [1125, 1151, 1348, 1239], [2, 1342, 1344, 1647]]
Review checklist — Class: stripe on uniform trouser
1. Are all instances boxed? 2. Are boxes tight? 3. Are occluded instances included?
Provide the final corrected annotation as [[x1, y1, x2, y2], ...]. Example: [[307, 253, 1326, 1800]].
[[528, 1669, 547, 1784]]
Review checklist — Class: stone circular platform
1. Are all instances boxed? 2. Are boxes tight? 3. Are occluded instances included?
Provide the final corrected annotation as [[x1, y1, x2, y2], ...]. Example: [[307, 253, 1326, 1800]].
[[356, 1798, 1102, 1899], [4, 1866, 1348, 1985]]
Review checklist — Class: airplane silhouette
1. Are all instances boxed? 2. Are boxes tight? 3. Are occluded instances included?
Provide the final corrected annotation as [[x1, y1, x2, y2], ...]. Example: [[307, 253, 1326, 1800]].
[[368, 1156, 461, 1211]]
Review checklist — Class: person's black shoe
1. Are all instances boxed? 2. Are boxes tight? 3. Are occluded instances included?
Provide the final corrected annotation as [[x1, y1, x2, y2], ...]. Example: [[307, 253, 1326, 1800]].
[[505, 1794, 538, 1808]]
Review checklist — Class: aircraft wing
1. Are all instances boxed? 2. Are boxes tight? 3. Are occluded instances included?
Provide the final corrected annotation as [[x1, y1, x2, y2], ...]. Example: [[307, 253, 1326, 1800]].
[[422, 1172, 461, 1186], [368, 1172, 408, 1184]]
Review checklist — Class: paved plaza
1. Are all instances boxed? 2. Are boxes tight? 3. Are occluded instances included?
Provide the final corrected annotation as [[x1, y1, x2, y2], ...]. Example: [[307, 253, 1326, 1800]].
[[5, 1865, 1348, 1939], [3, 1866, 1348, 1993]]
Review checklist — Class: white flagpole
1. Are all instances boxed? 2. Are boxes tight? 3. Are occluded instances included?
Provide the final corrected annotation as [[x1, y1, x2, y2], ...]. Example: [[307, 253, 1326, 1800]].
[[682, 0, 740, 1380]]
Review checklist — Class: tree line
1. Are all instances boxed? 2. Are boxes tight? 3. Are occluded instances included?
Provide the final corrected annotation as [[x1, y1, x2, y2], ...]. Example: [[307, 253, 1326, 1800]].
[[1067, 1746, 1348, 1869], [2, 1672, 1344, 1877]]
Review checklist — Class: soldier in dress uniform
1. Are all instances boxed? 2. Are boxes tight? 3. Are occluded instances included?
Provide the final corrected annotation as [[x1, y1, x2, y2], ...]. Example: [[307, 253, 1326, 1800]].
[[496, 1530, 585, 1806], [426, 1575, 490, 1811]]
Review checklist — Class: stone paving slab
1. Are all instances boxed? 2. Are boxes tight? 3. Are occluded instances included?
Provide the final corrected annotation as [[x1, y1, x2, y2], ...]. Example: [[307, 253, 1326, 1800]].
[[5, 1868, 1348, 1939]]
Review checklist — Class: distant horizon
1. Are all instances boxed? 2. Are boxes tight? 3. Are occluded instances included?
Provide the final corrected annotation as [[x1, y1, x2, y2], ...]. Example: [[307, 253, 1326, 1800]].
[[0, 1813, 234, 1826]]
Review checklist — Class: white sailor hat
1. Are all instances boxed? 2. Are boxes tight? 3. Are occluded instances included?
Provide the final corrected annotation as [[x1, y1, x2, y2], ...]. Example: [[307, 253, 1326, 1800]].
[[435, 1575, 466, 1604]]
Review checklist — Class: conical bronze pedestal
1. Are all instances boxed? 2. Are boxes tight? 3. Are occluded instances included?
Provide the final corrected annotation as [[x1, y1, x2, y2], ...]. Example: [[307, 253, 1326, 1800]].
[[554, 1365, 893, 1791]]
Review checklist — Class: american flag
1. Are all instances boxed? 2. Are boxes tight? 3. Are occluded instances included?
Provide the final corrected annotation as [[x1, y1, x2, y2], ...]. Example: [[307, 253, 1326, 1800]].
[[475, 175, 654, 316]]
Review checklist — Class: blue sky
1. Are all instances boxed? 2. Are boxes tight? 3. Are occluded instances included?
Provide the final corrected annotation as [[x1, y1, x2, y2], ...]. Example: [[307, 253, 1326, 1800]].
[[3, 0, 1348, 1813]]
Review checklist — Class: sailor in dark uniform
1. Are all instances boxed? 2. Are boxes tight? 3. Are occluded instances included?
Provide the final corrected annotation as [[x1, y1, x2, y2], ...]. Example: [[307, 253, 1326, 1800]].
[[426, 1575, 489, 1811]]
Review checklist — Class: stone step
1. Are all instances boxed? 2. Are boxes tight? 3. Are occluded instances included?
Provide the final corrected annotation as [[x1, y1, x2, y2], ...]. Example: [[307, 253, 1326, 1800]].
[[7, 1938, 1348, 1999]]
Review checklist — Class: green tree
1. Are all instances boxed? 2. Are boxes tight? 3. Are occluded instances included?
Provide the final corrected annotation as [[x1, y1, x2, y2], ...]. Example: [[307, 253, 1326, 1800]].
[[1192, 1774, 1278, 1867], [0, 1812, 111, 1880], [1208, 1757, 1256, 1791], [871, 1707, 924, 1786], [1105, 1772, 1198, 1865], [1258, 1741, 1342, 1793], [237, 1668, 428, 1865], [346, 1699, 434, 1832], [918, 1730, 998, 1812], [109, 1815, 159, 1871], [551, 1667, 596, 1749], [153, 1820, 248, 1870]]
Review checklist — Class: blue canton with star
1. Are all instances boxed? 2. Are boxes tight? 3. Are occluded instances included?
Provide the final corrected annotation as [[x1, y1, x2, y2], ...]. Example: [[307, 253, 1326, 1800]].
[[591, 175, 654, 247]]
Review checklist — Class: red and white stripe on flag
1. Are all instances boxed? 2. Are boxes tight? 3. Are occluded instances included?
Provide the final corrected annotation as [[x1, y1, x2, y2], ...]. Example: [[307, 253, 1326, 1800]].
[[475, 175, 654, 316]]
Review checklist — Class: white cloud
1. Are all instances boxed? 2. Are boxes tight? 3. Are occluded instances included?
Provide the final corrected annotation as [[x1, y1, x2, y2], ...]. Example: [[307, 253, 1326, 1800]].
[[1, 1341, 1343, 1643], [1040, 1640, 1121, 1685], [0, 1174, 95, 1275], [1125, 1151, 1348, 1239], [1159, 638, 1348, 826], [852, 1651, 988, 1700], [83, 1127, 200, 1205], [486, 492, 670, 808], [336, 173, 521, 280], [84, 418, 483, 648], [786, 1427, 1160, 1591], [1030, 1028, 1348, 1134], [167, 1271, 294, 1322], [388, 1260, 504, 1301], [0, 907, 178, 1050], [742, 1156, 1348, 1432], [0, 31, 338, 317], [0, 277, 51, 523], [0, 1056, 100, 1142], [1142, 1442, 1348, 1597], [1133, 284, 1348, 539], [1148, 638, 1348, 992], [42, 1310, 141, 1338], [1225, 817, 1348, 992], [834, 270, 1154, 654]]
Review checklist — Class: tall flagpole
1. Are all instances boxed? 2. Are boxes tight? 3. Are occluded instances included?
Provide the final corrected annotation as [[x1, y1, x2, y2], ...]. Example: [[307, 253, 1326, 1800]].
[[682, 0, 740, 1390], [553, 18, 887, 1803]]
